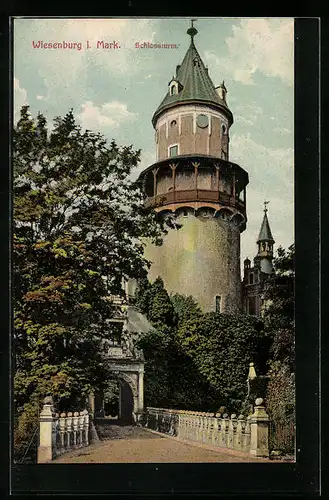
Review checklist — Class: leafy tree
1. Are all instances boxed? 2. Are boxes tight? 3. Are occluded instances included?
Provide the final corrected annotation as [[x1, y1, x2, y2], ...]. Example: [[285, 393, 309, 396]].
[[263, 244, 295, 371], [170, 293, 202, 325], [134, 276, 153, 316], [13, 106, 171, 459], [147, 277, 176, 328], [263, 244, 295, 425]]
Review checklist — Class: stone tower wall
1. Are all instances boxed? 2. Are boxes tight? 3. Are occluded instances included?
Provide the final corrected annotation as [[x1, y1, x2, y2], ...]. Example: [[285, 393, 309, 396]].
[[143, 210, 242, 313], [155, 104, 230, 161]]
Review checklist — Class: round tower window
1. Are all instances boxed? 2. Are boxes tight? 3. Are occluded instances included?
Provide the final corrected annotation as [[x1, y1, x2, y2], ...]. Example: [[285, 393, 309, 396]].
[[221, 123, 227, 135], [170, 120, 177, 127], [196, 114, 209, 128]]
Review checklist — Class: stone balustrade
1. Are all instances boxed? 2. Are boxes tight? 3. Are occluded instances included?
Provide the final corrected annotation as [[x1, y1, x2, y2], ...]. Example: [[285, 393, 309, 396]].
[[141, 398, 269, 457], [37, 396, 90, 463]]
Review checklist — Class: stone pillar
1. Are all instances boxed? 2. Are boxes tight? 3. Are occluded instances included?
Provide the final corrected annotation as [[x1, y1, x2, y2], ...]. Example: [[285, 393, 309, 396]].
[[215, 164, 220, 193], [138, 370, 144, 412], [250, 398, 270, 457], [153, 167, 159, 197], [88, 392, 95, 420], [192, 162, 199, 190], [232, 172, 236, 198], [37, 396, 55, 463]]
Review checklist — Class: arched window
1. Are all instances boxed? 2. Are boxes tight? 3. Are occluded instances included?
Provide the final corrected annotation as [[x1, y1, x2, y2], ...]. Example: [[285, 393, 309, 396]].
[[215, 295, 221, 313], [249, 273, 254, 284], [170, 85, 177, 95]]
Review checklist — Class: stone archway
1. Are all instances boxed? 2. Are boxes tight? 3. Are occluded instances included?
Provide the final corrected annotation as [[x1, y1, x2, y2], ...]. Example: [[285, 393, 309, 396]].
[[118, 376, 134, 425]]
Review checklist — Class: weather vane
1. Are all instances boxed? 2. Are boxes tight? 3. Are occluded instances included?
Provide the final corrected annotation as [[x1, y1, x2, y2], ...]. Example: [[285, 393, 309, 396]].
[[187, 19, 198, 39], [264, 200, 270, 212]]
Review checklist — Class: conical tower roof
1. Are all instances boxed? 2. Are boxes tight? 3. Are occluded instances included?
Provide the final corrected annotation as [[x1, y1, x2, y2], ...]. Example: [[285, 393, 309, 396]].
[[257, 206, 275, 243], [152, 24, 233, 126]]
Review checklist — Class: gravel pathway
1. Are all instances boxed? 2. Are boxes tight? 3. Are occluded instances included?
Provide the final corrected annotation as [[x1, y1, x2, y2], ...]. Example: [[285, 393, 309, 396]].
[[53, 425, 270, 463]]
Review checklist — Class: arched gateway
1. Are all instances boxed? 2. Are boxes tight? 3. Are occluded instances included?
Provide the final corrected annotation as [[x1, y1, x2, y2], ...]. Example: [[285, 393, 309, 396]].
[[89, 300, 152, 425]]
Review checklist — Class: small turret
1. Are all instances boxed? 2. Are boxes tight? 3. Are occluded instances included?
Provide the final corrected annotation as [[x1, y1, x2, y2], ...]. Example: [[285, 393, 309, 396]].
[[255, 201, 275, 274], [215, 81, 228, 102]]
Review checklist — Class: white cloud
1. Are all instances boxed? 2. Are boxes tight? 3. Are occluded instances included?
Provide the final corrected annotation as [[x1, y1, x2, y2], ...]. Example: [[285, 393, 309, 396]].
[[77, 100, 138, 131], [36, 95, 44, 100], [130, 149, 155, 181], [234, 103, 263, 126], [230, 132, 294, 190], [205, 18, 294, 86], [14, 77, 28, 122], [274, 126, 291, 135], [16, 18, 158, 105], [230, 132, 294, 262]]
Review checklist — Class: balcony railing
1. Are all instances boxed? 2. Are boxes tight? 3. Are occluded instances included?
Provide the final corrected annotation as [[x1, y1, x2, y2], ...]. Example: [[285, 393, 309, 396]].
[[145, 188, 245, 213]]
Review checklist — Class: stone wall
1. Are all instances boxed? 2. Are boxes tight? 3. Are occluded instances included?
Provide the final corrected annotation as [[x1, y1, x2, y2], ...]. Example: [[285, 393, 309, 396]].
[[156, 104, 230, 161], [144, 212, 242, 313]]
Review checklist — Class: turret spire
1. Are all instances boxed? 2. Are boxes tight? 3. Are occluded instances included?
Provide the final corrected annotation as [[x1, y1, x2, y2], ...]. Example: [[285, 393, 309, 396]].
[[257, 201, 274, 243], [152, 20, 233, 127], [187, 19, 198, 40], [255, 202, 275, 274], [263, 200, 269, 213]]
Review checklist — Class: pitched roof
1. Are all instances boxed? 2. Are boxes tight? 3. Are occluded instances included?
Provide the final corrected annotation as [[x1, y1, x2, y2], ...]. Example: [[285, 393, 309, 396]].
[[257, 211, 275, 243], [152, 35, 233, 126]]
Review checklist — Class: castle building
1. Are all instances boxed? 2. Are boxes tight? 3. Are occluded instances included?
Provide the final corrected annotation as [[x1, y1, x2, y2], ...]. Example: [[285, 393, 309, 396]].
[[138, 22, 249, 313], [241, 203, 275, 317]]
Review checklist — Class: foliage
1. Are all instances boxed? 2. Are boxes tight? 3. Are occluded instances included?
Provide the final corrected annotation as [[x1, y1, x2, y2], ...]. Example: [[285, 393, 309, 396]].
[[136, 278, 268, 413], [177, 312, 268, 412], [13, 401, 40, 463], [170, 293, 202, 325], [134, 276, 153, 316], [103, 380, 120, 417], [263, 244, 295, 425], [147, 277, 176, 328], [13, 106, 170, 454]]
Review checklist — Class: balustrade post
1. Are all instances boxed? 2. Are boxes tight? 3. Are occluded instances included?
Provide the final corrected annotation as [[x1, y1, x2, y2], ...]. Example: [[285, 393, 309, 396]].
[[72, 412, 79, 447], [223, 413, 230, 448], [236, 414, 244, 451], [66, 413, 73, 451], [37, 396, 56, 463], [59, 413, 66, 451], [78, 411, 84, 447], [231, 414, 238, 450], [218, 417, 225, 447], [250, 398, 269, 457], [83, 409, 89, 445]]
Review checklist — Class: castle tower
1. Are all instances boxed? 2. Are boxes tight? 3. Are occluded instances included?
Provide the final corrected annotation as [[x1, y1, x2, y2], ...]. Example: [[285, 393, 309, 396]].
[[254, 201, 275, 274], [139, 22, 249, 313], [242, 202, 275, 316]]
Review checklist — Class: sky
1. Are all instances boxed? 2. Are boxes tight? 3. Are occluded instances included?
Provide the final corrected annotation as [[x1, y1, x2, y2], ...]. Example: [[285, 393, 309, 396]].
[[13, 17, 294, 266]]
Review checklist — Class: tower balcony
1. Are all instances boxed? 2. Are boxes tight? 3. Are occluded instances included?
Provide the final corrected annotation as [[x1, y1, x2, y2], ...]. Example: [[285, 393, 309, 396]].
[[139, 154, 248, 219], [144, 187, 246, 215]]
